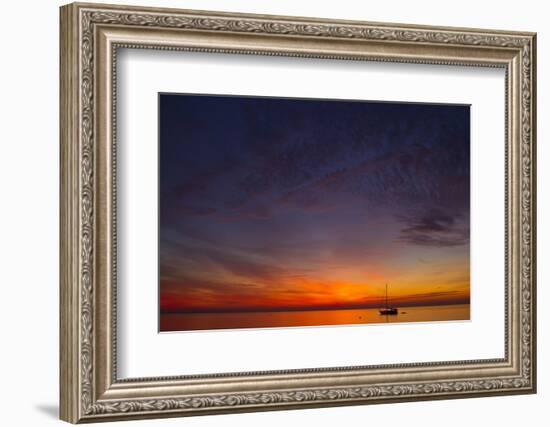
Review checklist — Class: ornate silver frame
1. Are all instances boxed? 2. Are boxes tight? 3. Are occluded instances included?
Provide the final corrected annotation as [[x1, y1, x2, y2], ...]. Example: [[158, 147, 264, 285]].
[[60, 2, 537, 423]]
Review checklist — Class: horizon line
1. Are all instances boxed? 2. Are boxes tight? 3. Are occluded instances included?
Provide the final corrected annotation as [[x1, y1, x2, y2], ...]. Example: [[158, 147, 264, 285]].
[[160, 300, 470, 315]]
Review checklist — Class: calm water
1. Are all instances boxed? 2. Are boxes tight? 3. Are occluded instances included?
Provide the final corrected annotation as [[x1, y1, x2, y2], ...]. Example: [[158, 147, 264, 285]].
[[160, 304, 470, 332]]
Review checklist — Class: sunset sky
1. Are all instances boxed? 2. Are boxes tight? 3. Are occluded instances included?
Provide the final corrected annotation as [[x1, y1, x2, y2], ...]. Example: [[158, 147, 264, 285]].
[[159, 94, 470, 313]]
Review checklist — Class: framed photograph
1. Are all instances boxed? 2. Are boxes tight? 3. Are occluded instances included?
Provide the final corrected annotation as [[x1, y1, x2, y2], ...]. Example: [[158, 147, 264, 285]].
[[60, 2, 537, 423]]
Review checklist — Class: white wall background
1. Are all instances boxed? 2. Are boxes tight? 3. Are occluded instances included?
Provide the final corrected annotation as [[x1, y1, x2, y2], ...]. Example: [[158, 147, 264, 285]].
[[0, 0, 545, 426]]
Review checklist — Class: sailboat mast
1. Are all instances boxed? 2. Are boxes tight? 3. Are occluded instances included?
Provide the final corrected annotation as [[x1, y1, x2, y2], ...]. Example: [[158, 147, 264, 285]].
[[385, 283, 388, 309]]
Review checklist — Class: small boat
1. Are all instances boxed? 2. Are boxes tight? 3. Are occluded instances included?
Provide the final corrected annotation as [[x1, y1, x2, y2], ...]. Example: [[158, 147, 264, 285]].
[[379, 283, 398, 315]]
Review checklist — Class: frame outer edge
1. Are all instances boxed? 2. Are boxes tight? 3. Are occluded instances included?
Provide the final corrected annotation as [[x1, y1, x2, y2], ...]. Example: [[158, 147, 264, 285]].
[[68, 1, 536, 37], [529, 33, 536, 393], [59, 2, 537, 422], [60, 3, 81, 424]]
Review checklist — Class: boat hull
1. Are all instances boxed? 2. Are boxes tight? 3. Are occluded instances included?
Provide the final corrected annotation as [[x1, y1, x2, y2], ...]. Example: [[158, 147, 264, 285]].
[[379, 308, 398, 315]]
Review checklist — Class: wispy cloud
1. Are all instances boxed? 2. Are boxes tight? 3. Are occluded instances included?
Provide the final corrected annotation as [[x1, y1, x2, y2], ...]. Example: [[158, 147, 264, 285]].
[[397, 209, 469, 247]]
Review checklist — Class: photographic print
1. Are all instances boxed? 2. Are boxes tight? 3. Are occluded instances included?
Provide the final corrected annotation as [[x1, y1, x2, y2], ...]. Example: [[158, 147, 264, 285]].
[[159, 94, 470, 332]]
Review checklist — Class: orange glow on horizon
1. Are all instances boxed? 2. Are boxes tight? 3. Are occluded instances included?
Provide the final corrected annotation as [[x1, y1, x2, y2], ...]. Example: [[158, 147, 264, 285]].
[[160, 264, 470, 313]]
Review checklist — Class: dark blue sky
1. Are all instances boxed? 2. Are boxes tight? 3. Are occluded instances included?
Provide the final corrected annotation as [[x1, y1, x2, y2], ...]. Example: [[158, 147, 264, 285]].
[[159, 94, 470, 312]]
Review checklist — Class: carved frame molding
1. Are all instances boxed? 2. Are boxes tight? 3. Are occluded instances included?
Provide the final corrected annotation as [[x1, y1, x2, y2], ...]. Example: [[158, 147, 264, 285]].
[[60, 2, 536, 423]]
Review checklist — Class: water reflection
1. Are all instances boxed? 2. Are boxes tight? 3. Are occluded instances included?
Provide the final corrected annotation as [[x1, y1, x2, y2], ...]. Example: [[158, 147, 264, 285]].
[[160, 304, 470, 332]]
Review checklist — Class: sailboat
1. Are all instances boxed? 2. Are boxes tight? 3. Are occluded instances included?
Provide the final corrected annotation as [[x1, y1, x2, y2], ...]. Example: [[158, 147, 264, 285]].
[[379, 283, 398, 315]]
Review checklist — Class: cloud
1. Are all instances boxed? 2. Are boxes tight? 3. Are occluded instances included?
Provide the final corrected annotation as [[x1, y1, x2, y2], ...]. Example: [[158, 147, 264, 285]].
[[160, 235, 313, 286], [397, 209, 469, 247], [388, 290, 470, 306]]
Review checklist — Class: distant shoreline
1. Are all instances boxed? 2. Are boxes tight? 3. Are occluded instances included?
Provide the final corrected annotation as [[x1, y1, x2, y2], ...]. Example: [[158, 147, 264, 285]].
[[161, 302, 470, 315]]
